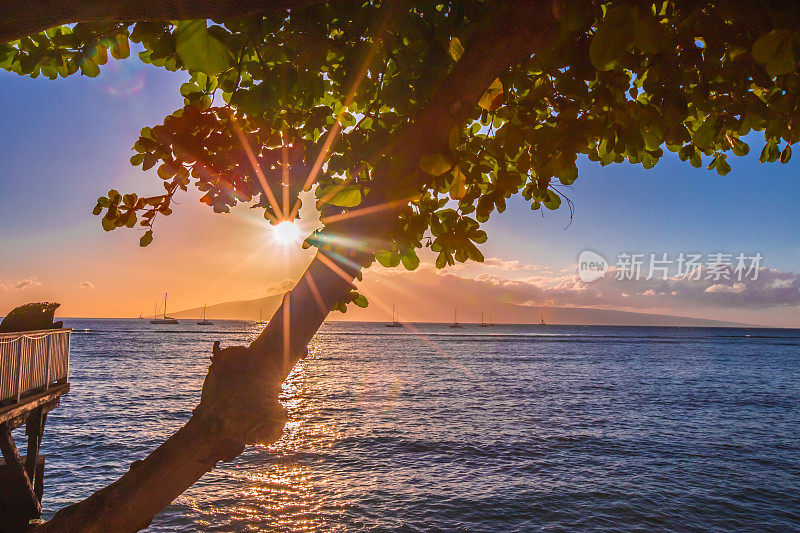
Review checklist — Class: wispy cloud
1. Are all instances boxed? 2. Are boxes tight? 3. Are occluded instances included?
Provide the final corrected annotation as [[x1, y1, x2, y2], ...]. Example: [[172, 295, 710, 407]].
[[479, 258, 552, 272], [77, 281, 97, 290], [370, 258, 800, 311], [440, 257, 552, 273], [264, 279, 296, 295], [0, 278, 42, 291]]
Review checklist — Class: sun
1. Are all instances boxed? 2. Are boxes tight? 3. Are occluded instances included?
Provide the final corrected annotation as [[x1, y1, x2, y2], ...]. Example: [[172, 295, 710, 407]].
[[270, 220, 302, 246]]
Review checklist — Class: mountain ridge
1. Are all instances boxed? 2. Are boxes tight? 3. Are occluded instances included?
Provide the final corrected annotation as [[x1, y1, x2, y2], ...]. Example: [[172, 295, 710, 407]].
[[173, 293, 759, 327]]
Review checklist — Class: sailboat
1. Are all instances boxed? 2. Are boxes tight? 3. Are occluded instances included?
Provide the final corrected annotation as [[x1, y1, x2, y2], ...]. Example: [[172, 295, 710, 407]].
[[150, 293, 179, 324], [385, 303, 403, 327], [489, 314, 495, 327], [479, 311, 489, 327], [449, 307, 463, 328], [197, 304, 213, 325], [536, 316, 546, 326]]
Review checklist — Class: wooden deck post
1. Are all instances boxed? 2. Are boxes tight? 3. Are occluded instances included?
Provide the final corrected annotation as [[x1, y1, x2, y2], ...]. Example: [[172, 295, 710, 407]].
[[0, 422, 42, 518], [0, 329, 70, 526], [44, 334, 52, 391], [25, 407, 46, 486], [15, 337, 24, 403]]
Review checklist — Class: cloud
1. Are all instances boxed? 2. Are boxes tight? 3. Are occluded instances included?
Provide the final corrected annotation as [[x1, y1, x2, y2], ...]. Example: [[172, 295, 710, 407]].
[[370, 261, 800, 312], [77, 281, 97, 290], [264, 279, 295, 295], [705, 283, 745, 293], [435, 257, 553, 275], [0, 278, 42, 291], [479, 258, 551, 272]]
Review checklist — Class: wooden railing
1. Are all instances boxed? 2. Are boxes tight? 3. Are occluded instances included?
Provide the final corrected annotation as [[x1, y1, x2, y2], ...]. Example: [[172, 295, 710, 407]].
[[0, 329, 70, 405]]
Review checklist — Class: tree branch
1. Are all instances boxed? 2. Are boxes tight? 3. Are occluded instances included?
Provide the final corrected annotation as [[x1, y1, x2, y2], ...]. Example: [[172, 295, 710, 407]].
[[35, 2, 558, 531], [0, 0, 326, 44]]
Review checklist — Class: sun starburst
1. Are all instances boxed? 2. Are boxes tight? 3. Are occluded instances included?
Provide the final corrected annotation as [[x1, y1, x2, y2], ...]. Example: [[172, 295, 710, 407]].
[[271, 221, 302, 246]]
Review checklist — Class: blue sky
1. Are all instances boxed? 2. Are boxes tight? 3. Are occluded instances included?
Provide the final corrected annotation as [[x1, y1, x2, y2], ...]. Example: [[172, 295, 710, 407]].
[[1, 56, 799, 323]]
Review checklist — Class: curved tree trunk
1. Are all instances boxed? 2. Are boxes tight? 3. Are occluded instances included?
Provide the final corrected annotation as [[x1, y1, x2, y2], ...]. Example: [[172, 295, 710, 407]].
[[34, 3, 556, 531], [0, 0, 328, 44]]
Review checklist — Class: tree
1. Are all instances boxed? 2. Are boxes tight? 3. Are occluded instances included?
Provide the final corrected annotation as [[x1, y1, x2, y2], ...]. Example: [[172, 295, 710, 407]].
[[2, 0, 799, 530]]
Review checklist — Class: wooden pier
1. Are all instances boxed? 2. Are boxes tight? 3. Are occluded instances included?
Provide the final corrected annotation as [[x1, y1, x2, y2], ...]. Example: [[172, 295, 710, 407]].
[[0, 328, 70, 528]]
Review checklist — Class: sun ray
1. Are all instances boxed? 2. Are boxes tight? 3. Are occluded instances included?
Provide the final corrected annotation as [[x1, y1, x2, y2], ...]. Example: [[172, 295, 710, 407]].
[[304, 271, 329, 316], [229, 113, 283, 222], [319, 197, 413, 225], [281, 133, 291, 220], [316, 174, 356, 207], [316, 252, 358, 288], [289, 8, 395, 220], [290, 120, 343, 220], [310, 230, 389, 257], [323, 249, 368, 277], [283, 292, 291, 373]]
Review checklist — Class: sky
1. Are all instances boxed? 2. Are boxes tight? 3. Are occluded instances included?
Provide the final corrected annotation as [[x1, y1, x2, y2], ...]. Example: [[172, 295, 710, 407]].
[[2, 55, 800, 326]]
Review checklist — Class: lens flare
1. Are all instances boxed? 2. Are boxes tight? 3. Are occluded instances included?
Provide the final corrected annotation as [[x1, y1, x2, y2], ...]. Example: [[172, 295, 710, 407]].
[[271, 221, 302, 246]]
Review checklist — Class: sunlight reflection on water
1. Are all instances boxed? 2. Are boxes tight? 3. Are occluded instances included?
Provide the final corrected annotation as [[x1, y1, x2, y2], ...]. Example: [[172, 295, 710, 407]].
[[37, 320, 800, 531]]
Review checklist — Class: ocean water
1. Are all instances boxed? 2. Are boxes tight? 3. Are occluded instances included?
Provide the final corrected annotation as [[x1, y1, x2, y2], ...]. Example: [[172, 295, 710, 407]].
[[30, 320, 800, 531]]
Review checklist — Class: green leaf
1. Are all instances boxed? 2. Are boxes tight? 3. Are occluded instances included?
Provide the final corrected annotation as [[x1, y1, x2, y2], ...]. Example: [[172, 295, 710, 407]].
[[449, 166, 466, 200], [781, 144, 792, 164], [419, 153, 453, 176], [752, 30, 797, 77], [631, 8, 664, 54], [157, 163, 175, 180], [555, 161, 579, 185], [401, 252, 420, 271], [375, 251, 393, 267], [589, 8, 631, 71], [448, 126, 460, 152], [122, 193, 137, 207], [80, 59, 100, 77], [180, 82, 202, 97], [760, 140, 780, 163], [175, 20, 232, 76], [693, 116, 717, 147], [478, 78, 503, 111], [142, 153, 157, 171], [715, 155, 731, 175], [318, 184, 364, 207], [543, 190, 561, 210], [110, 34, 130, 60], [448, 37, 465, 62], [139, 230, 153, 247], [352, 293, 369, 308], [731, 138, 750, 157], [471, 230, 487, 244]]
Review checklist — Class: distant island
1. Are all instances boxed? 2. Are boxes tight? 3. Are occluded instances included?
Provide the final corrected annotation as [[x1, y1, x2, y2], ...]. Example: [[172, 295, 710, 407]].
[[172, 292, 759, 328]]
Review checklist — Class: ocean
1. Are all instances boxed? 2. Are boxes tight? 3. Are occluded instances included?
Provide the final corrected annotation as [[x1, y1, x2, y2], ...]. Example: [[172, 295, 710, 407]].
[[32, 320, 800, 531]]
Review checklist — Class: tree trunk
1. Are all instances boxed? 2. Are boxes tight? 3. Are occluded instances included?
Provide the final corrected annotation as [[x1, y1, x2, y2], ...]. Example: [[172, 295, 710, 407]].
[[0, 0, 328, 44], [34, 3, 557, 531]]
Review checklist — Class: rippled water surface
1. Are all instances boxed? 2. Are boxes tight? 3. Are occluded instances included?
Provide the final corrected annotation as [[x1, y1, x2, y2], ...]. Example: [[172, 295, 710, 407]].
[[34, 320, 800, 531]]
